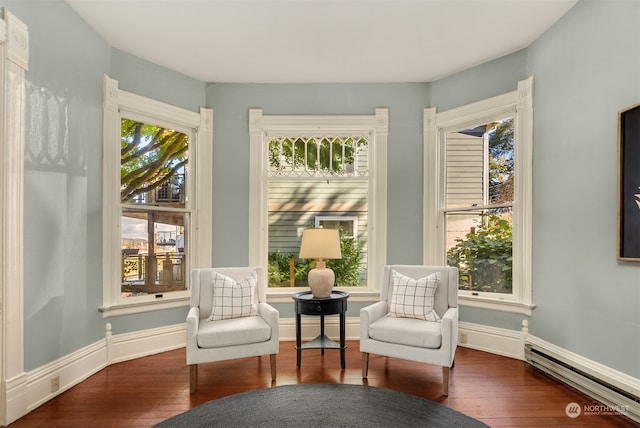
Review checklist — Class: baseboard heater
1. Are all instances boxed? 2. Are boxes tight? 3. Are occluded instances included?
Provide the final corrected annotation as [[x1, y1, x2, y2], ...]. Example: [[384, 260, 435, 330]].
[[525, 344, 639, 423]]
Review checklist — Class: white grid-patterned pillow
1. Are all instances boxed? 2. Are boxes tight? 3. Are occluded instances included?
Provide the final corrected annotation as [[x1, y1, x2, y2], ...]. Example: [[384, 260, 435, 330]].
[[208, 271, 258, 321], [388, 271, 441, 322]]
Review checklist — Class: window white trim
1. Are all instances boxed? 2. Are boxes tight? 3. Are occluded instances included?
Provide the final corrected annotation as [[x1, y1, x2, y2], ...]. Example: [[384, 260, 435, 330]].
[[0, 10, 29, 426], [100, 75, 212, 317], [424, 77, 535, 316], [249, 109, 388, 295]]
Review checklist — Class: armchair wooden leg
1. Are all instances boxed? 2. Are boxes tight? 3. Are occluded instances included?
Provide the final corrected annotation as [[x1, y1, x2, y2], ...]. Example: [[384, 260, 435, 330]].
[[190, 364, 197, 394], [442, 366, 450, 396], [270, 354, 277, 381], [362, 353, 369, 378]]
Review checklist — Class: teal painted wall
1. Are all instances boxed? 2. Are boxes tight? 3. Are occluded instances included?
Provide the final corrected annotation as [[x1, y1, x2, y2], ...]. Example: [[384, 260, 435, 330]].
[[525, 0, 640, 376], [110, 48, 206, 112], [205, 82, 429, 269], [430, 49, 528, 112], [3, 0, 638, 378], [3, 0, 109, 371], [1, 0, 205, 370]]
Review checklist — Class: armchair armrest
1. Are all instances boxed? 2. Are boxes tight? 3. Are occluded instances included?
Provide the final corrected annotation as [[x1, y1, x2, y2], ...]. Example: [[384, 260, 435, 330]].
[[187, 307, 200, 334], [258, 302, 279, 341], [440, 307, 459, 366], [360, 301, 387, 339], [186, 307, 200, 360]]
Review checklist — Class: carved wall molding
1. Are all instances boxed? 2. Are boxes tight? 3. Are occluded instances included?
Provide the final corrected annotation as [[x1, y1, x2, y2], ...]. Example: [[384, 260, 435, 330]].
[[6, 11, 28, 70], [1, 9, 29, 427]]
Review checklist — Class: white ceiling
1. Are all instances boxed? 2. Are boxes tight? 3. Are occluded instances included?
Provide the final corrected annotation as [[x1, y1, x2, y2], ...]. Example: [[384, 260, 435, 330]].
[[66, 0, 578, 83]]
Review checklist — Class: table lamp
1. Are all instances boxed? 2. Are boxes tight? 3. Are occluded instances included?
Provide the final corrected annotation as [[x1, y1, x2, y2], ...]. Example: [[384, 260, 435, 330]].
[[299, 228, 342, 298]]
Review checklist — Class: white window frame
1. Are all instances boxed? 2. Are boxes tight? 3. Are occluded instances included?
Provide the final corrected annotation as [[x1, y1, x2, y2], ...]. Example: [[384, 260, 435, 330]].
[[100, 75, 212, 317], [424, 77, 535, 316], [249, 109, 388, 301], [315, 216, 358, 240]]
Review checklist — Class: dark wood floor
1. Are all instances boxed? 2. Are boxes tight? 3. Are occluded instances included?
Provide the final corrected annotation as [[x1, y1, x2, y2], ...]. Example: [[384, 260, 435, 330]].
[[9, 341, 637, 427]]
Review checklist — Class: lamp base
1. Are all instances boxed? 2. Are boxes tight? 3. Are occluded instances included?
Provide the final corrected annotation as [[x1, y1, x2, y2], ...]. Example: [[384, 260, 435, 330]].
[[308, 260, 335, 298]]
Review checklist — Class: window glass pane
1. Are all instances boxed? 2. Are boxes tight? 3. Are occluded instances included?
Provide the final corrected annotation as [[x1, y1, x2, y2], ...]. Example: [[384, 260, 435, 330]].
[[268, 136, 368, 177], [121, 207, 188, 297], [267, 180, 368, 288], [121, 117, 188, 206], [488, 118, 515, 204], [446, 117, 514, 208], [266, 135, 369, 289], [316, 216, 357, 238], [446, 207, 513, 294]]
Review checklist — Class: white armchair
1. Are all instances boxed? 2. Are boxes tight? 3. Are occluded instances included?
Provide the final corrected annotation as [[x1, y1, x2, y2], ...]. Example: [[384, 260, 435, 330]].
[[360, 265, 459, 395], [187, 267, 279, 393]]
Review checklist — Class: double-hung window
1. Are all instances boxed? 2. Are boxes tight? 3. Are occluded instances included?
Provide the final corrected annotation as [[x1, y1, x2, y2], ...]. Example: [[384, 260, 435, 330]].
[[101, 76, 212, 317], [249, 109, 388, 298], [424, 77, 534, 315]]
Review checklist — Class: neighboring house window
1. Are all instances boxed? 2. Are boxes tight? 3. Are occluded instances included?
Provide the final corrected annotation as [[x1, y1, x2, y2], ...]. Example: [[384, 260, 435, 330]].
[[249, 109, 388, 295], [101, 76, 212, 317], [315, 216, 358, 240], [424, 77, 534, 315]]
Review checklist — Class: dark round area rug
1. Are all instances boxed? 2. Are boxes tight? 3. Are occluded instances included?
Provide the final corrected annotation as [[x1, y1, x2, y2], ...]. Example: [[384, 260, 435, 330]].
[[154, 384, 488, 427]]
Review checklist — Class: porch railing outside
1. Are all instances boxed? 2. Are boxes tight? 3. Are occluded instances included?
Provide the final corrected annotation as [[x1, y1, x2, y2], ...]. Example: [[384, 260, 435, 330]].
[[121, 251, 185, 295]]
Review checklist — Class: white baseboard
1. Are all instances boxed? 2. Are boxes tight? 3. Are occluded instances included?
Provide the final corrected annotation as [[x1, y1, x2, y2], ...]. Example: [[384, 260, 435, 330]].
[[526, 334, 640, 422], [9, 318, 637, 425], [25, 341, 107, 412], [4, 372, 27, 426], [458, 321, 526, 360], [108, 323, 186, 364], [7, 323, 187, 425]]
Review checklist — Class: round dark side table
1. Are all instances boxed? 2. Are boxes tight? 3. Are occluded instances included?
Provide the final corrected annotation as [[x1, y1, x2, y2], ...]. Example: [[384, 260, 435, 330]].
[[292, 290, 349, 369]]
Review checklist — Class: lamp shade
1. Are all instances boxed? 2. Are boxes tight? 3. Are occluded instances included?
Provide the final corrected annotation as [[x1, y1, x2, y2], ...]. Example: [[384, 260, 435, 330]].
[[299, 228, 342, 260]]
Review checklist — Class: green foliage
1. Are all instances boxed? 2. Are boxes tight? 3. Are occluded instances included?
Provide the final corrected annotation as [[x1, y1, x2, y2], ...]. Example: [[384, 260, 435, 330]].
[[120, 118, 188, 203], [267, 227, 364, 287], [447, 213, 513, 293], [268, 137, 367, 174], [327, 229, 363, 286], [488, 118, 515, 203], [267, 251, 310, 287]]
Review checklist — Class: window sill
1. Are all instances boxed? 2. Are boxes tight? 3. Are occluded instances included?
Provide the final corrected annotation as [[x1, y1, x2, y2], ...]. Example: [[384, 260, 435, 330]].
[[458, 294, 536, 316], [99, 294, 190, 318]]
